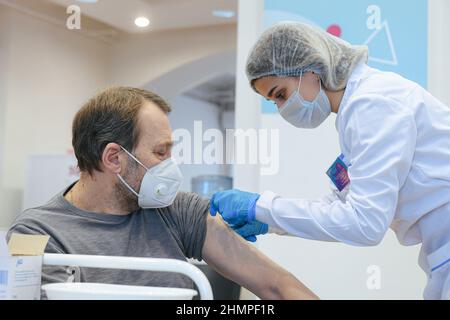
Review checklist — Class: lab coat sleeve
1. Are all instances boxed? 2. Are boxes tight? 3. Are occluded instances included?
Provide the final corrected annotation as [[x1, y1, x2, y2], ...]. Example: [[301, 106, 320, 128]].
[[256, 94, 417, 246], [268, 183, 348, 236]]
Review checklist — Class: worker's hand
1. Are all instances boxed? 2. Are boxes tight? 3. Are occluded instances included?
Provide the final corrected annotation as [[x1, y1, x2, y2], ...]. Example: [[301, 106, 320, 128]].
[[233, 220, 269, 242], [209, 189, 260, 227]]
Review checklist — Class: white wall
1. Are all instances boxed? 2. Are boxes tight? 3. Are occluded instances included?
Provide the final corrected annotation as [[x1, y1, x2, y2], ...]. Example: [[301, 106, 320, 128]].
[[110, 24, 237, 88], [145, 51, 237, 102], [0, 6, 111, 227], [233, 0, 263, 194], [0, 6, 12, 230], [169, 94, 228, 192], [0, 7, 9, 185], [428, 0, 450, 105], [234, 0, 450, 299]]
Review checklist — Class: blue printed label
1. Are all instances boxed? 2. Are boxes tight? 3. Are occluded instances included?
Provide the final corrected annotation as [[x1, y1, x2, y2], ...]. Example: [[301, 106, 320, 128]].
[[326, 155, 350, 192]]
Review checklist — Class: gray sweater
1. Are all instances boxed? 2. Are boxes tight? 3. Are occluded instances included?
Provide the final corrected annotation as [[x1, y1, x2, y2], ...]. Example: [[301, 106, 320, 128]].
[[7, 184, 209, 298]]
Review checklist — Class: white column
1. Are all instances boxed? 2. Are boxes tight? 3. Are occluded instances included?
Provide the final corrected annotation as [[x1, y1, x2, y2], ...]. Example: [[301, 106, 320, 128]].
[[233, 0, 264, 192], [234, 0, 264, 301], [428, 0, 450, 105], [0, 7, 9, 185]]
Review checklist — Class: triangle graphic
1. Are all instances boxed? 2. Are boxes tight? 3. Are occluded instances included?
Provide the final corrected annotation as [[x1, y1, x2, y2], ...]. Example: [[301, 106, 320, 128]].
[[364, 21, 398, 66]]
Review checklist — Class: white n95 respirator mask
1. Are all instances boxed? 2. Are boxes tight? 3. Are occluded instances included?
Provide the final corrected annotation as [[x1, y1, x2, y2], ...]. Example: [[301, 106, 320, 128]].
[[279, 73, 331, 129], [117, 146, 183, 208]]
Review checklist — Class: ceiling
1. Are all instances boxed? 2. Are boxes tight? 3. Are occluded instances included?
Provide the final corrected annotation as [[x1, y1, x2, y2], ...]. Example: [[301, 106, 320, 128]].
[[0, 0, 237, 42], [48, 0, 237, 33]]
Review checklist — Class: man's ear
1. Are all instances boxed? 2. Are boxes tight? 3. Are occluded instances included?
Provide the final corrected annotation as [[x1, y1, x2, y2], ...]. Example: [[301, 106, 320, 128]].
[[101, 143, 123, 174]]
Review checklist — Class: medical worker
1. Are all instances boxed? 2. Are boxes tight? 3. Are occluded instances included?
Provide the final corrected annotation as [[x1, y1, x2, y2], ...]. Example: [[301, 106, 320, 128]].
[[209, 22, 450, 299]]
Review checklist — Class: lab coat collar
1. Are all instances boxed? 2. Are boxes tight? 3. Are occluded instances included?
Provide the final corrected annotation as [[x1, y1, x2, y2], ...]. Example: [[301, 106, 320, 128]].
[[335, 60, 372, 131]]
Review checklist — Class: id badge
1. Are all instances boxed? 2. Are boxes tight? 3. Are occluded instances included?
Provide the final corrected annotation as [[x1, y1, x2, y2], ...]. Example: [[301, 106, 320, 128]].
[[326, 154, 350, 191]]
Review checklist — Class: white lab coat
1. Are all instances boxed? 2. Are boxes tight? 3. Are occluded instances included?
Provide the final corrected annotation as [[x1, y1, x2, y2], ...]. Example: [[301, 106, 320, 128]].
[[255, 62, 450, 299]]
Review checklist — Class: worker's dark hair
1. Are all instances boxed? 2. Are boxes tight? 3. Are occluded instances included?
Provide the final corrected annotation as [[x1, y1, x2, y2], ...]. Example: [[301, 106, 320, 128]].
[[72, 86, 171, 174]]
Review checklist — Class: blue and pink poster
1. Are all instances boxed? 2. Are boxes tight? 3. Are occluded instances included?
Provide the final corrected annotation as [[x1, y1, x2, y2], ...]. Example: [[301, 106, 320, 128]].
[[262, 0, 428, 113]]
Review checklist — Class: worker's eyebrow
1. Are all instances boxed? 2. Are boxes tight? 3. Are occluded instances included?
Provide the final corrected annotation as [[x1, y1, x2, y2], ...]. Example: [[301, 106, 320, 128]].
[[267, 86, 278, 98]]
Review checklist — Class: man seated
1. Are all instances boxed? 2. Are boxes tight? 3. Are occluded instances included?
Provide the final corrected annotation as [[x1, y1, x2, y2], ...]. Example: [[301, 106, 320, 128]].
[[7, 87, 317, 300]]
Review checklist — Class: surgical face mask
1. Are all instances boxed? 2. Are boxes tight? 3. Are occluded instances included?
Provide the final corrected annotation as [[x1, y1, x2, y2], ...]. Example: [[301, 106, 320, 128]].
[[279, 73, 331, 129], [117, 146, 183, 208]]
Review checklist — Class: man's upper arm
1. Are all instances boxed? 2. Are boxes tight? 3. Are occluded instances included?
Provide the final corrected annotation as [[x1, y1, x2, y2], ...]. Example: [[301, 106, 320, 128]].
[[161, 192, 209, 260], [201, 215, 318, 300]]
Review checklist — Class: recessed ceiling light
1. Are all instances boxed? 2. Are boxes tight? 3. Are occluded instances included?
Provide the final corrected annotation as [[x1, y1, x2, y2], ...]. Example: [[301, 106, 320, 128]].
[[134, 17, 150, 28], [76, 0, 98, 3], [212, 10, 235, 19]]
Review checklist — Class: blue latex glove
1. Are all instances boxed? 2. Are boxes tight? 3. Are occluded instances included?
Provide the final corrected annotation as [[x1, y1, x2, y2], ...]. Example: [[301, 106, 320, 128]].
[[234, 220, 269, 242], [209, 189, 260, 227]]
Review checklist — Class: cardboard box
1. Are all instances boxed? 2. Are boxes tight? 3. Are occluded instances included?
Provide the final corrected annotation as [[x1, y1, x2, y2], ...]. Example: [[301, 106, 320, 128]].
[[0, 232, 49, 300]]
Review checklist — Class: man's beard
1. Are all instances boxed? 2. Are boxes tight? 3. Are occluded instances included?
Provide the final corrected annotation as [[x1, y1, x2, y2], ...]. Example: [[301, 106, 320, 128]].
[[113, 160, 142, 213]]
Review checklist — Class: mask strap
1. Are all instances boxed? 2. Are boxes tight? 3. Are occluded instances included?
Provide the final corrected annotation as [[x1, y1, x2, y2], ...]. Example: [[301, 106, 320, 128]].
[[117, 174, 139, 197], [117, 145, 148, 198], [120, 146, 149, 171], [297, 70, 303, 93]]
